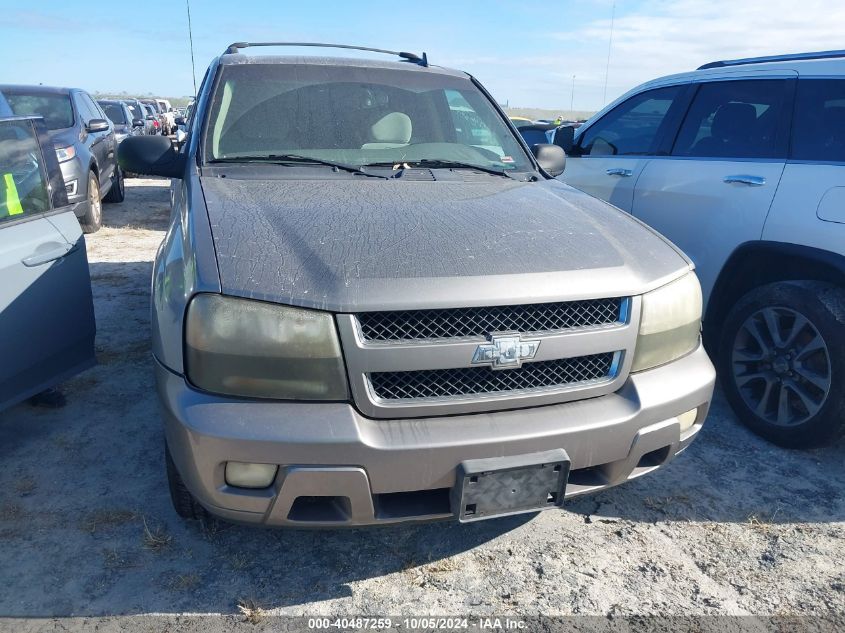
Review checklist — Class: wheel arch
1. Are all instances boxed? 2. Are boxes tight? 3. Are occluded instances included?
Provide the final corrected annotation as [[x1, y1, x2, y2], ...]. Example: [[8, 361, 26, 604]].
[[704, 241, 845, 348]]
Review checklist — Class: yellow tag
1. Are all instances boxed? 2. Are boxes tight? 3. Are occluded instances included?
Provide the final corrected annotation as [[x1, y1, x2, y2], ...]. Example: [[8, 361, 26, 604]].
[[3, 173, 24, 216]]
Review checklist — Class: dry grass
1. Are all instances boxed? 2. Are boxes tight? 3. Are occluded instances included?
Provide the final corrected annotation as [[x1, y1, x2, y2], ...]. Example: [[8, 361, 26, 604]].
[[82, 509, 137, 534], [0, 502, 22, 521], [171, 573, 200, 590], [142, 517, 172, 552], [237, 598, 267, 624], [228, 552, 253, 571], [102, 547, 138, 570], [14, 476, 37, 496]]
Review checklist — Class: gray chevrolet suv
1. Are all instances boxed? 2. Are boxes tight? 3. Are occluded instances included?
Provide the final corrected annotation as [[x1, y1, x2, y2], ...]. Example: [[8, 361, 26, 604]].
[[119, 43, 715, 527]]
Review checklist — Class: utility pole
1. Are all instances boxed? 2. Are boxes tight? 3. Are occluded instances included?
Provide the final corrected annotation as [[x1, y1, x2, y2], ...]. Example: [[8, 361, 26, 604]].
[[602, 1, 616, 105], [186, 0, 198, 96], [570, 75, 575, 114]]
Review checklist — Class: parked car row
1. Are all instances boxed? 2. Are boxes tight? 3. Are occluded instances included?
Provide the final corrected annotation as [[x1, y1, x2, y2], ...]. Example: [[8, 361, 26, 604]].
[[0, 85, 126, 233]]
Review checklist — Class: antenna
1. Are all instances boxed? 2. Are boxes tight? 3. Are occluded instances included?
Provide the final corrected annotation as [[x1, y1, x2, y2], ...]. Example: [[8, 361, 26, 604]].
[[602, 1, 615, 105], [186, 0, 198, 96]]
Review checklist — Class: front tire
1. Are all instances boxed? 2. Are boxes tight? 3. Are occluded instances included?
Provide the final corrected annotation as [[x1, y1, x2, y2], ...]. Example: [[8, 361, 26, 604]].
[[79, 170, 102, 234], [103, 166, 125, 203], [719, 281, 845, 448], [165, 444, 207, 520]]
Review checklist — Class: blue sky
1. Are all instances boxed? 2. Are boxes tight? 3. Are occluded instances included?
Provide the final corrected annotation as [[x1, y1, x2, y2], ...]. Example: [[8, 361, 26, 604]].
[[4, 0, 844, 111]]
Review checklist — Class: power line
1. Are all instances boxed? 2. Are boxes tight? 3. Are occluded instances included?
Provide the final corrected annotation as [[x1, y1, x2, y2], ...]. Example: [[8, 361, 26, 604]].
[[602, 1, 616, 105], [186, 0, 198, 96]]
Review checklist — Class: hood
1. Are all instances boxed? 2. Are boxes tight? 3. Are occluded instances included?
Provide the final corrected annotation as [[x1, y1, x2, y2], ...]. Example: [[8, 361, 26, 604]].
[[46, 127, 78, 148], [200, 176, 690, 312]]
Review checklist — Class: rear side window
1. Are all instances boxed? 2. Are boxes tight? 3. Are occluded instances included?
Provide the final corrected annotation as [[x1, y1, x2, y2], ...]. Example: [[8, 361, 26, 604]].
[[126, 103, 143, 121], [791, 79, 845, 162], [0, 119, 51, 221], [577, 85, 684, 156], [672, 80, 788, 159]]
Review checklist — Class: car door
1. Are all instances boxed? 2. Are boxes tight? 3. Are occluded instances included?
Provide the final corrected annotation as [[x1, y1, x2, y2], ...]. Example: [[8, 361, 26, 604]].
[[76, 92, 113, 190], [561, 84, 691, 211], [0, 117, 96, 411], [631, 77, 795, 304]]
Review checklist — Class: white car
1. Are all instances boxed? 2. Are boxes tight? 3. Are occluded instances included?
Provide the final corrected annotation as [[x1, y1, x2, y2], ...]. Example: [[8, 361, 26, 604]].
[[156, 99, 176, 135], [559, 50, 845, 448]]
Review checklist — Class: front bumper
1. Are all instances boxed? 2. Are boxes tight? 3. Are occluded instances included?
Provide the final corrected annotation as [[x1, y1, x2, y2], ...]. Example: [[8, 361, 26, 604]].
[[158, 344, 715, 527]]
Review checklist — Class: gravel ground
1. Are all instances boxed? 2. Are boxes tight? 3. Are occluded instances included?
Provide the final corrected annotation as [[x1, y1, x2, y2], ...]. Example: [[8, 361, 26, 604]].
[[0, 178, 843, 631]]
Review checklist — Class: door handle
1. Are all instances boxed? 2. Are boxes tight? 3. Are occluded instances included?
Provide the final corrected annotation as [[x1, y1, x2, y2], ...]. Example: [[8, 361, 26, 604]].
[[606, 168, 633, 177], [724, 175, 766, 186], [22, 242, 74, 267]]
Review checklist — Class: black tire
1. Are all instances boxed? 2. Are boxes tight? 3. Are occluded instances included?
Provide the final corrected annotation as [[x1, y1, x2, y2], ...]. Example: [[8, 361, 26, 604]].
[[103, 166, 125, 203], [165, 444, 207, 520], [79, 170, 102, 234], [719, 281, 845, 448]]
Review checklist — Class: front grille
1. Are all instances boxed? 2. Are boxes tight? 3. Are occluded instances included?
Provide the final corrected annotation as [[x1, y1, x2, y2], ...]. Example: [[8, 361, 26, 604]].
[[369, 353, 616, 401], [358, 299, 623, 341]]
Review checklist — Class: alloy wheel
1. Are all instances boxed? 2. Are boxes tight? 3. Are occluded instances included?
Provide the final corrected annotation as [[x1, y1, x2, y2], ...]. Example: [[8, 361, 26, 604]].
[[89, 175, 101, 224], [731, 307, 831, 427]]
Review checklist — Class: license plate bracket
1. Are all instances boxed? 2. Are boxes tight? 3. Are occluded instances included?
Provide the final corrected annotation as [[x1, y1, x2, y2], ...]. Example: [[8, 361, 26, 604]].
[[452, 449, 570, 522]]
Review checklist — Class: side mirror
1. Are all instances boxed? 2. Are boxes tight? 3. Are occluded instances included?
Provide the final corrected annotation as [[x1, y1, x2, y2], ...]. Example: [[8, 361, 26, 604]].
[[174, 116, 186, 126], [86, 118, 110, 133], [118, 135, 186, 179], [552, 125, 575, 153], [532, 144, 566, 177], [132, 118, 145, 128]]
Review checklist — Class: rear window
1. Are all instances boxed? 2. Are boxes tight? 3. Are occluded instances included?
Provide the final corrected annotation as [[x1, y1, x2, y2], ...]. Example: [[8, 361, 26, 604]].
[[203, 63, 533, 171], [99, 102, 127, 124], [4, 92, 74, 130], [791, 79, 845, 163]]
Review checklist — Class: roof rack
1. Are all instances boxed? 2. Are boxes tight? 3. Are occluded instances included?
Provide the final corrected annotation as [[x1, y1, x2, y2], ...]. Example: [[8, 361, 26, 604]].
[[224, 42, 428, 67], [698, 49, 845, 70]]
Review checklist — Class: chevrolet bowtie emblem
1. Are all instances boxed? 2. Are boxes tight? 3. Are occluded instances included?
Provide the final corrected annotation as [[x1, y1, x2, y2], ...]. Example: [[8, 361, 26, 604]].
[[472, 334, 540, 370]]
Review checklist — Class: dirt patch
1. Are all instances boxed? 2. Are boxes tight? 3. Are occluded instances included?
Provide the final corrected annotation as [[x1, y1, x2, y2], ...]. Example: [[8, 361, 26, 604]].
[[0, 179, 843, 629]]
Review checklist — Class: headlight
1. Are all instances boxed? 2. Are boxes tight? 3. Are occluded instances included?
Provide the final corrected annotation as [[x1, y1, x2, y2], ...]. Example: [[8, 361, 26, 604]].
[[185, 294, 349, 400], [55, 145, 76, 163], [631, 272, 702, 372]]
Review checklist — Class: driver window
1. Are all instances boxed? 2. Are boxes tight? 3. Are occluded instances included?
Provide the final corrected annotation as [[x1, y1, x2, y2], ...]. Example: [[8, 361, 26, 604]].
[[577, 85, 683, 156], [0, 119, 50, 222]]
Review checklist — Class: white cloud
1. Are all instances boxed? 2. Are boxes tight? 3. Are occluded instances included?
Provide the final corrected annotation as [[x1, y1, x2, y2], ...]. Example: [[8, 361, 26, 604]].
[[470, 0, 845, 111]]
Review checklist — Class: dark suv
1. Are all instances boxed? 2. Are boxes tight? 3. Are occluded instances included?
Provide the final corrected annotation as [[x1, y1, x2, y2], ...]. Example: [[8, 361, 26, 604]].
[[1, 85, 124, 233]]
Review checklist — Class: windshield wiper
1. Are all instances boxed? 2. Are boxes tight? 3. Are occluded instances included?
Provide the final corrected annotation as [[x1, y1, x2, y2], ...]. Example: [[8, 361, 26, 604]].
[[362, 159, 515, 179], [210, 154, 389, 179]]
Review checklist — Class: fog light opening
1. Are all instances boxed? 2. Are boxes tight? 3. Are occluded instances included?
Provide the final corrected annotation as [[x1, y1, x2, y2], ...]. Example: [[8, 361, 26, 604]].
[[677, 408, 698, 432], [224, 462, 278, 489]]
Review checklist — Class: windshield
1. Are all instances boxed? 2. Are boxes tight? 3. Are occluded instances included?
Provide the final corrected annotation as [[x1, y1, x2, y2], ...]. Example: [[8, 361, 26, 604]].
[[4, 91, 74, 130], [203, 63, 533, 172], [100, 102, 127, 124]]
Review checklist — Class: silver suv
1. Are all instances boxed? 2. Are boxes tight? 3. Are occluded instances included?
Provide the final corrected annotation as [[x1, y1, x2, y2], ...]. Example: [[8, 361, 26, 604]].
[[119, 42, 715, 527], [560, 50, 845, 448]]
